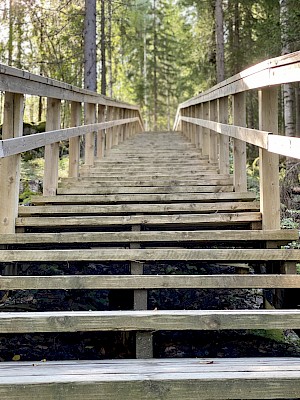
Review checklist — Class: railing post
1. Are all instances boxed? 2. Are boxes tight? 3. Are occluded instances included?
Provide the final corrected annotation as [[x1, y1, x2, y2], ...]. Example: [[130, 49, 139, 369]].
[[84, 103, 96, 166], [191, 105, 196, 145], [69, 101, 81, 178], [0, 92, 24, 233], [259, 87, 280, 229], [202, 102, 210, 156], [232, 93, 247, 192], [43, 98, 61, 196], [218, 97, 229, 175], [209, 100, 218, 164], [194, 104, 201, 150], [97, 104, 106, 159]]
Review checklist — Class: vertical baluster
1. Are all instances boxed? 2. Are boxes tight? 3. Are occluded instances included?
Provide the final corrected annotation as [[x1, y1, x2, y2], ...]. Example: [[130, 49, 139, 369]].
[[0, 92, 24, 233], [43, 98, 61, 196], [69, 101, 81, 178], [97, 104, 106, 159], [218, 97, 230, 175], [232, 93, 247, 192]]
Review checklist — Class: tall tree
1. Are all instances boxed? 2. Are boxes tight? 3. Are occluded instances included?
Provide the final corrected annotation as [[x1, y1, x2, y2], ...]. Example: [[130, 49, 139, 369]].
[[215, 0, 225, 82], [84, 0, 97, 91]]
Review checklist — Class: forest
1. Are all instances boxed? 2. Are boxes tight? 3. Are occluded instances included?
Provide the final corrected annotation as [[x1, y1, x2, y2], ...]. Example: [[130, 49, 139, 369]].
[[1, 0, 299, 131]]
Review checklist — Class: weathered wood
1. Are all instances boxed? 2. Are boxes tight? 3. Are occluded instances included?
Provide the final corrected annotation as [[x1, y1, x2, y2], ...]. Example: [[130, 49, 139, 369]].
[[209, 100, 218, 163], [43, 98, 61, 196], [0, 92, 24, 234], [68, 101, 81, 178], [96, 104, 106, 159], [218, 97, 230, 174], [15, 212, 261, 227], [259, 87, 280, 230], [32, 192, 257, 204], [84, 103, 96, 166], [57, 185, 234, 195], [1, 358, 300, 399], [268, 134, 300, 159], [232, 92, 247, 192], [0, 248, 299, 262], [0, 229, 296, 244], [1, 309, 300, 333], [202, 102, 210, 156], [1, 274, 300, 290], [18, 201, 259, 216]]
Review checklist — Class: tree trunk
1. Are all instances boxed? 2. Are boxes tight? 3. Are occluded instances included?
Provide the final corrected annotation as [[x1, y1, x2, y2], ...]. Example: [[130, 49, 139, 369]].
[[108, 0, 113, 98], [215, 0, 225, 83], [84, 0, 97, 91], [153, 0, 158, 131], [101, 0, 107, 95]]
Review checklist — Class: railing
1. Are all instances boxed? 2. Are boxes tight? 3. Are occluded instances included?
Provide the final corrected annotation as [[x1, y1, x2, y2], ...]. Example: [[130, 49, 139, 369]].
[[0, 63, 144, 234], [174, 51, 300, 231]]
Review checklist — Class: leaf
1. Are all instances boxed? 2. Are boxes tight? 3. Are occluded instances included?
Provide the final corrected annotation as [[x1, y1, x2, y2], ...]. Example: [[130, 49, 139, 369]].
[[12, 355, 21, 361]]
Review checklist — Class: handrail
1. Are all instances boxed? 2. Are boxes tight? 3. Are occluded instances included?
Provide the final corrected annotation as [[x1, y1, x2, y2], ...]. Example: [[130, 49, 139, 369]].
[[0, 64, 145, 234], [173, 50, 300, 231]]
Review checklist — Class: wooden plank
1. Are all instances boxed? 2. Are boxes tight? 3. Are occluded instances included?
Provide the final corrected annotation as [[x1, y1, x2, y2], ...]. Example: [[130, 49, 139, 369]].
[[0, 229, 297, 244], [43, 98, 61, 196], [18, 201, 259, 216], [1, 358, 300, 399], [68, 102, 81, 178], [259, 87, 280, 230], [0, 63, 141, 110], [1, 274, 300, 290], [31, 192, 257, 204], [0, 118, 139, 158], [179, 117, 269, 149], [268, 134, 300, 159], [60, 179, 234, 188], [1, 309, 300, 333], [0, 92, 24, 234], [64, 174, 232, 182], [0, 248, 299, 262], [57, 186, 234, 195], [15, 212, 261, 227]]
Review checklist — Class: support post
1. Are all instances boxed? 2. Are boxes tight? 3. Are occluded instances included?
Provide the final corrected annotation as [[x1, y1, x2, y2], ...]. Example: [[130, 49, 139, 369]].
[[43, 98, 61, 196], [69, 101, 81, 178], [0, 92, 24, 233], [232, 92, 247, 192], [218, 97, 229, 174], [259, 87, 280, 230], [202, 102, 210, 156], [84, 103, 96, 166], [97, 105, 106, 159], [209, 100, 218, 164]]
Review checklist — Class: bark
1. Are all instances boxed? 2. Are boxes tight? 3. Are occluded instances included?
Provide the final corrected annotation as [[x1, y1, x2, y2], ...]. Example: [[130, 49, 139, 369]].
[[153, 0, 158, 131], [84, 0, 97, 92], [108, 0, 113, 98], [100, 0, 107, 95], [8, 0, 13, 66], [215, 0, 225, 83]]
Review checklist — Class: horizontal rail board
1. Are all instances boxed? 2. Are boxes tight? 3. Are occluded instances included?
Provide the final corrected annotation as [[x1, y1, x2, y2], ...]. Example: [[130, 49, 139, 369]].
[[0, 230, 296, 244], [1, 358, 300, 399], [1, 274, 300, 290], [0, 248, 298, 262], [180, 117, 269, 148], [0, 118, 140, 158], [18, 202, 259, 216], [1, 310, 300, 333], [15, 212, 261, 227]]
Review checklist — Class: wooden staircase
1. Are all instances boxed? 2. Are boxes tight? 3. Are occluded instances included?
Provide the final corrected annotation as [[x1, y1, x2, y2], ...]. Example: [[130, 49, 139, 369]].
[[1, 131, 300, 399]]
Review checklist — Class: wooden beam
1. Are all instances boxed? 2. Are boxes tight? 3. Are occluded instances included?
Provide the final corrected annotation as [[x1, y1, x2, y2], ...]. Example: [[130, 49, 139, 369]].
[[0, 248, 299, 262], [259, 87, 280, 230], [43, 98, 61, 196], [0, 92, 24, 234], [68, 101, 81, 178], [218, 97, 230, 174], [232, 92, 247, 192], [1, 274, 300, 290], [84, 103, 96, 166], [97, 105, 106, 159]]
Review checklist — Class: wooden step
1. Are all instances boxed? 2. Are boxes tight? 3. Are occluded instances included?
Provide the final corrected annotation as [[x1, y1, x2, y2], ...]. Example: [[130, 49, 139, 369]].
[[0, 248, 298, 262], [32, 192, 257, 205], [57, 186, 234, 195], [1, 309, 300, 333], [15, 212, 261, 227], [1, 274, 300, 290], [0, 358, 299, 399], [65, 174, 232, 182], [18, 202, 259, 216], [0, 230, 297, 244]]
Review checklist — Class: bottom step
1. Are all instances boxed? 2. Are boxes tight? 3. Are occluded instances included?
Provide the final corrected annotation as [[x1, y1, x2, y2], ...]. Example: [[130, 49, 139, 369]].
[[0, 358, 300, 399]]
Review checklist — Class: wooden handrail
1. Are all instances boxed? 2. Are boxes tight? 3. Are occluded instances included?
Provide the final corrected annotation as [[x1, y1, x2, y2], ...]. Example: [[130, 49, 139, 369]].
[[174, 50, 300, 230], [0, 64, 144, 233]]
